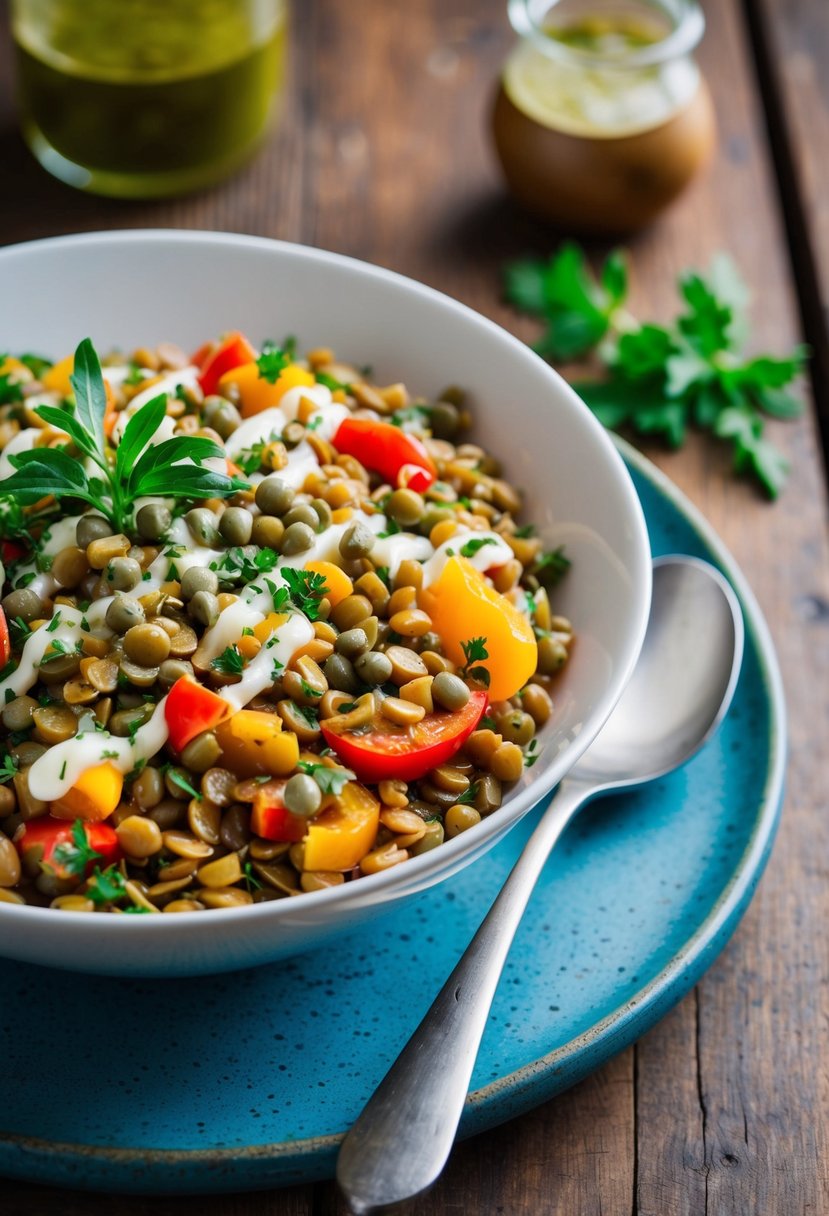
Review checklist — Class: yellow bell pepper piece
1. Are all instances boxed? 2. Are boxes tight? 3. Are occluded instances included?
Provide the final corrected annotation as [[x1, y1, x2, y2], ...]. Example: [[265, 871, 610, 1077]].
[[218, 361, 316, 418], [215, 709, 299, 777], [0, 356, 32, 383], [419, 556, 537, 700], [303, 782, 380, 872], [51, 763, 124, 822], [303, 560, 353, 607], [42, 354, 75, 396], [252, 612, 289, 643]]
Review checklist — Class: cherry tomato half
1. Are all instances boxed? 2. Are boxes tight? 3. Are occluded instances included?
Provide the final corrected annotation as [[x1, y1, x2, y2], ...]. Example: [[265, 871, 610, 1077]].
[[320, 691, 487, 783]]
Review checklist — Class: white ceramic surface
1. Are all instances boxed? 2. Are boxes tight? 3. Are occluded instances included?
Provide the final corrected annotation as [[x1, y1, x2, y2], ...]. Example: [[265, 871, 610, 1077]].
[[0, 231, 651, 975]]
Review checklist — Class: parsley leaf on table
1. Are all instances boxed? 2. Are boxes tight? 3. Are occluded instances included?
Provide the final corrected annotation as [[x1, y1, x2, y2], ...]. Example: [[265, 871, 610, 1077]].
[[504, 247, 807, 498]]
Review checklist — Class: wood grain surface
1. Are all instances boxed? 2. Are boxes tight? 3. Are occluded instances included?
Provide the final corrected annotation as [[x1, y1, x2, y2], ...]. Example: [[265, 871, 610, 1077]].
[[1, 1, 827, 1213]]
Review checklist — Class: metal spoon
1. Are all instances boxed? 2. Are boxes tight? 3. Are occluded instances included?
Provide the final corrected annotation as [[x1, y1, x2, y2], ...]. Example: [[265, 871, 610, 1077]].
[[337, 555, 744, 1215]]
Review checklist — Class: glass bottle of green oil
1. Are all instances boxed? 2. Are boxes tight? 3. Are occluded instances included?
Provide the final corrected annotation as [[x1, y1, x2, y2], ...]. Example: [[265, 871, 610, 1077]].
[[11, 0, 286, 198]]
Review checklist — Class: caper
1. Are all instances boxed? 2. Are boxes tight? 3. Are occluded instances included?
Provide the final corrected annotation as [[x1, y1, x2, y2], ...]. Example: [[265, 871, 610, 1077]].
[[311, 498, 332, 532], [158, 658, 195, 689], [339, 521, 375, 560], [335, 628, 369, 659], [109, 705, 154, 737], [282, 420, 305, 448], [430, 400, 460, 439], [75, 514, 112, 548], [432, 671, 471, 711], [386, 488, 425, 527], [181, 731, 222, 773], [322, 653, 360, 693], [251, 516, 285, 549], [354, 650, 393, 686], [284, 773, 322, 818], [218, 507, 253, 546], [124, 623, 172, 667], [203, 397, 241, 439], [1, 695, 37, 732], [135, 503, 172, 542], [283, 503, 319, 530], [255, 476, 295, 517], [2, 588, 43, 623], [185, 508, 219, 546], [280, 522, 315, 556], [105, 556, 142, 592], [105, 595, 145, 634], [180, 566, 219, 600], [189, 590, 219, 628]]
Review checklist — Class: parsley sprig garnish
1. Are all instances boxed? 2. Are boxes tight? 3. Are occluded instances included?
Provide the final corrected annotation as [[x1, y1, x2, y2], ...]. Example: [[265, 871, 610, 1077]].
[[86, 864, 129, 905], [0, 753, 19, 784], [281, 567, 329, 620], [256, 341, 291, 384], [459, 536, 497, 560], [505, 246, 806, 497], [459, 636, 491, 689], [52, 819, 103, 878], [0, 339, 249, 531]]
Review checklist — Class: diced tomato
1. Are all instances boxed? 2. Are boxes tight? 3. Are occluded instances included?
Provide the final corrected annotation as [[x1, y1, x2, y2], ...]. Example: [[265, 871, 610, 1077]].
[[196, 332, 258, 397], [165, 678, 232, 753], [321, 691, 488, 783], [15, 816, 121, 881], [250, 780, 307, 842], [0, 607, 9, 668], [332, 418, 437, 492], [1, 540, 27, 564]]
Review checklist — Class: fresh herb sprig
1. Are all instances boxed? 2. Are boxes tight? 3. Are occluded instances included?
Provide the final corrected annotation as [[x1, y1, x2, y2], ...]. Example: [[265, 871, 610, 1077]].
[[504, 246, 806, 497], [281, 567, 329, 620], [0, 339, 249, 531], [459, 636, 491, 688], [297, 760, 356, 795], [52, 819, 103, 877]]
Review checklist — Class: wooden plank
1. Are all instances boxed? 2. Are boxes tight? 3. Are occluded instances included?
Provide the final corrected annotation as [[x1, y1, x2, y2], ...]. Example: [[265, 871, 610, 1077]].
[[747, 0, 829, 455]]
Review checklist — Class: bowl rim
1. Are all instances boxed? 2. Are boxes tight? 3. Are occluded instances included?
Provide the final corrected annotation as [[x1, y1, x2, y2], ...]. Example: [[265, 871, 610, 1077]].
[[0, 228, 652, 941]]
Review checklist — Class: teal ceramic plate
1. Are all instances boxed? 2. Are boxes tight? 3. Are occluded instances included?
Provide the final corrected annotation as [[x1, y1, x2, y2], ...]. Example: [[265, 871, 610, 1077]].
[[0, 446, 785, 1194]]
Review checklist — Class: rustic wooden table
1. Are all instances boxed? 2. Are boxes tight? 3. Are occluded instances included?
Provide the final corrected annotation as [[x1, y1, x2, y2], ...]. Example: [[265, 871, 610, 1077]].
[[2, 1, 827, 1212]]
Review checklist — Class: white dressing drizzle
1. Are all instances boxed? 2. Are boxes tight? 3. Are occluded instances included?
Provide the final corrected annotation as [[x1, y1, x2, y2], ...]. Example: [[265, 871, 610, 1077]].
[[421, 530, 514, 587], [28, 700, 169, 802], [219, 614, 314, 712]]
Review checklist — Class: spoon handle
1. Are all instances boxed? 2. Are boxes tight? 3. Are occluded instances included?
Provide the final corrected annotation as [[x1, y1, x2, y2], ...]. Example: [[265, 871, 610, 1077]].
[[337, 776, 594, 1215]]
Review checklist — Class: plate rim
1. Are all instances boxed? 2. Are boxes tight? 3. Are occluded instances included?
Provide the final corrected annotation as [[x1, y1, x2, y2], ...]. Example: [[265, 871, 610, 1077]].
[[0, 442, 786, 1186]]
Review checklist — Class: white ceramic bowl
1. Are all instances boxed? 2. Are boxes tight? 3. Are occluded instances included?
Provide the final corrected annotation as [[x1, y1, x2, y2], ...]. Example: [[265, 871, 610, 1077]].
[[0, 231, 651, 975]]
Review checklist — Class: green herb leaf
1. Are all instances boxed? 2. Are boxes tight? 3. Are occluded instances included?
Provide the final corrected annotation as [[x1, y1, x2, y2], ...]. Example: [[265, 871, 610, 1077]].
[[297, 760, 356, 795], [459, 536, 497, 559], [87, 864, 128, 905], [69, 338, 107, 457], [0, 753, 19, 784], [257, 342, 291, 384], [52, 819, 103, 877], [211, 645, 245, 676], [281, 567, 328, 620]]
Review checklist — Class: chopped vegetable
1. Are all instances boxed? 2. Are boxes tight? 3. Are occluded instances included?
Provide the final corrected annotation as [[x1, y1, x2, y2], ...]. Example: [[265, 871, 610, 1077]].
[[165, 678, 231, 753], [15, 816, 121, 880], [332, 417, 437, 492]]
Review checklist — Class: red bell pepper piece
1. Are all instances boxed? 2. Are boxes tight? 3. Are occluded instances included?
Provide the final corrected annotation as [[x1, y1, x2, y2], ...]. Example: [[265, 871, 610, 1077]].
[[332, 418, 437, 492], [321, 690, 487, 783], [196, 332, 257, 397], [0, 607, 9, 668], [1, 540, 27, 565], [250, 780, 307, 842], [165, 677, 232, 753], [15, 816, 121, 881]]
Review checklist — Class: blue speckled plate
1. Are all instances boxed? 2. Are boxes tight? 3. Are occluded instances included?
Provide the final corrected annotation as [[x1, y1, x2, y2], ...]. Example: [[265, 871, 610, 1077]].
[[0, 446, 785, 1195]]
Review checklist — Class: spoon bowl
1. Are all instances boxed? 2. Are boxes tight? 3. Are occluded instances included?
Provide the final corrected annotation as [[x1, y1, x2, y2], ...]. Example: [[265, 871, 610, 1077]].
[[338, 555, 744, 1215]]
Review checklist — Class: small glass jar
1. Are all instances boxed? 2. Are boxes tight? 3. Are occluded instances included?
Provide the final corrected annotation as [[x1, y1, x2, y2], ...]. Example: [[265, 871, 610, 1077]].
[[10, 0, 287, 198], [491, 0, 715, 232]]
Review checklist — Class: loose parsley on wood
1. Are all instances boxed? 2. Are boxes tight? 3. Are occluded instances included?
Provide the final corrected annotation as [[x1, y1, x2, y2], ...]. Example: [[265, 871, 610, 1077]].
[[504, 246, 806, 497], [0, 339, 249, 530]]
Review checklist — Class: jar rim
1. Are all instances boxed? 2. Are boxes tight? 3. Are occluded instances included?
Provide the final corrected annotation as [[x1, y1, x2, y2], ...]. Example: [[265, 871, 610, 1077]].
[[507, 0, 705, 68]]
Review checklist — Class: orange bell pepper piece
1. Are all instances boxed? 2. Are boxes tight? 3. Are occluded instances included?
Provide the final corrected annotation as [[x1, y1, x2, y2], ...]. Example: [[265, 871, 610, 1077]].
[[419, 556, 537, 701], [51, 763, 124, 822], [218, 362, 316, 418], [303, 560, 353, 607], [302, 781, 380, 872]]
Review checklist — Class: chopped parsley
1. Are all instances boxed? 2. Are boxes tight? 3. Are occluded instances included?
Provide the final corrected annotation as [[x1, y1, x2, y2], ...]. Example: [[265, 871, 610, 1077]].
[[0, 753, 19, 784], [52, 819, 103, 878], [211, 645, 245, 676], [455, 782, 479, 805], [459, 536, 497, 560], [86, 864, 128, 905], [534, 546, 571, 585], [256, 341, 291, 384], [281, 567, 328, 620], [459, 636, 491, 688]]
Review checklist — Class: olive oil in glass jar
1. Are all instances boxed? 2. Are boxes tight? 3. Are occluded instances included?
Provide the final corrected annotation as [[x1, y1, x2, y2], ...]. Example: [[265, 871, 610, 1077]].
[[11, 0, 286, 198]]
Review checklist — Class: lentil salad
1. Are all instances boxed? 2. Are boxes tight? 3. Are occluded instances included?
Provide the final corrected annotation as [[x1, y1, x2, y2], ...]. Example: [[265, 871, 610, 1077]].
[[0, 334, 572, 913]]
